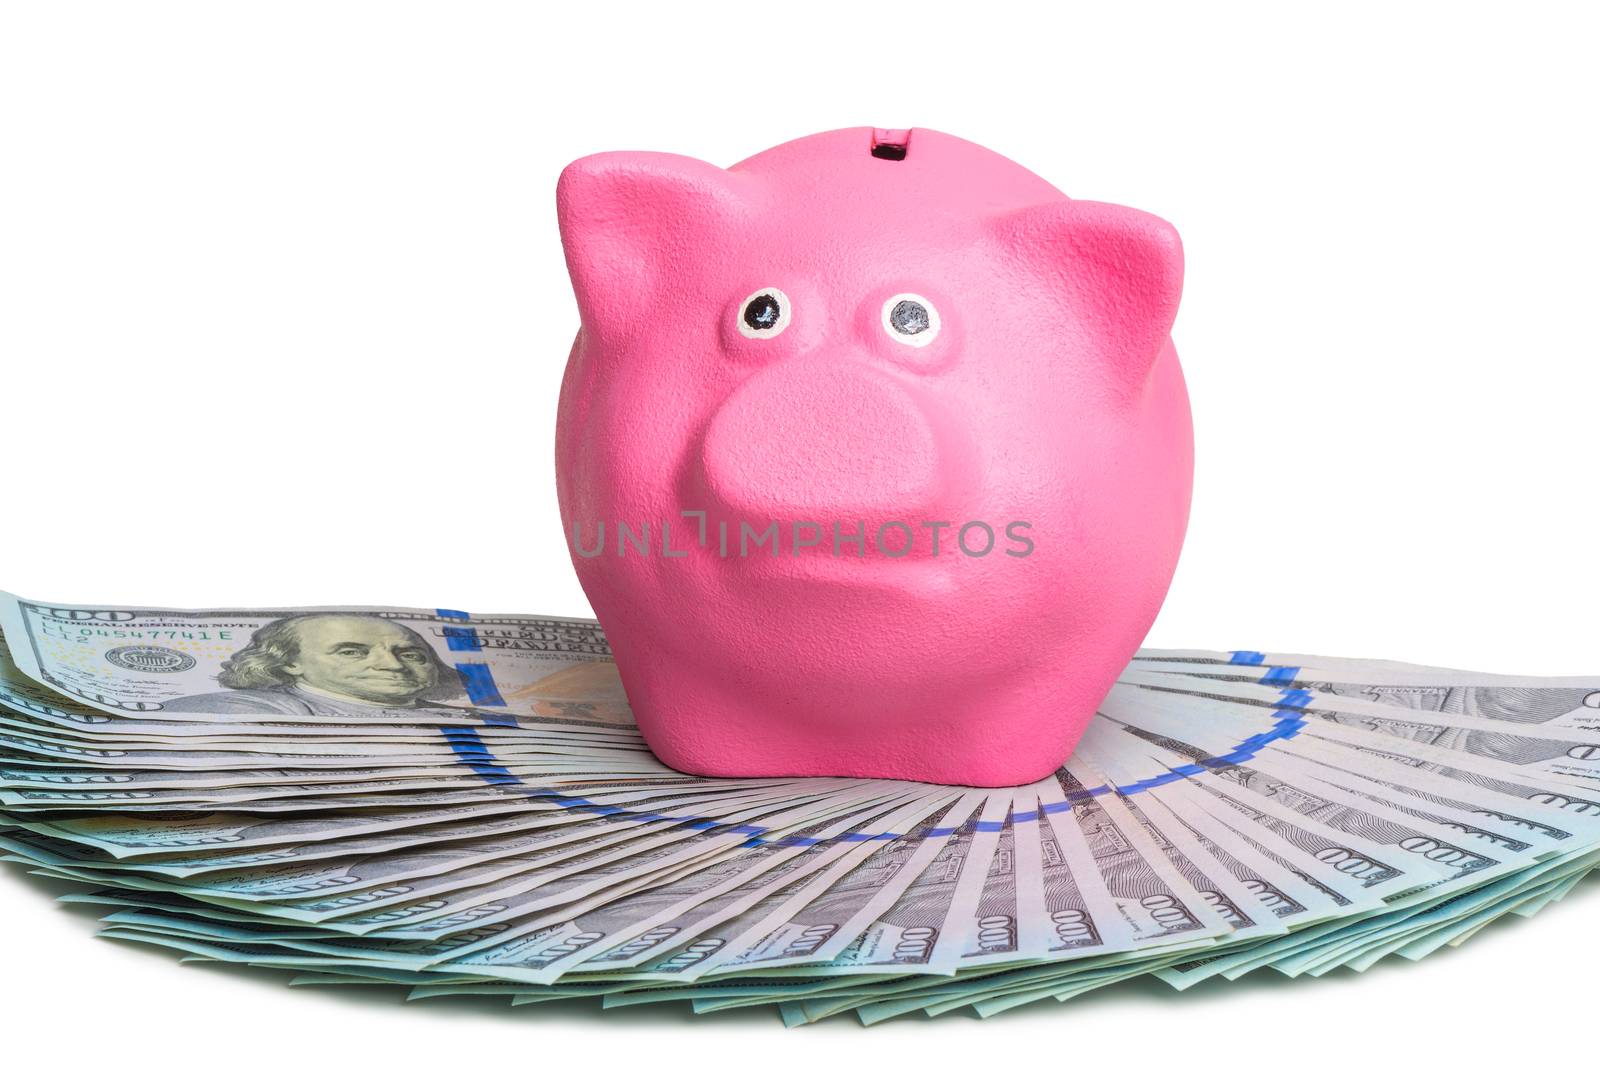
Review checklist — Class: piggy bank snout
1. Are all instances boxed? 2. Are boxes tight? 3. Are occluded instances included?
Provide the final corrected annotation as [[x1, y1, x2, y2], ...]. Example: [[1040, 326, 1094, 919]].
[[701, 364, 947, 522]]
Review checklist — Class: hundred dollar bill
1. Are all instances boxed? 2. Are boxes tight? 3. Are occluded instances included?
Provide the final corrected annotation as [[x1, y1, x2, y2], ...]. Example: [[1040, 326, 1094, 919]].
[[1283, 844, 1600, 977], [661, 790, 967, 978], [0, 775, 827, 857], [1107, 724, 1505, 892], [1086, 735, 1569, 984], [1099, 691, 1585, 855], [0, 635, 647, 747], [1120, 666, 1600, 742], [0, 590, 632, 730], [1104, 783, 1292, 937], [97, 788, 949, 980], [1260, 746, 1585, 854], [558, 793, 985, 980], [694, 790, 971, 974], [1138, 794, 1356, 990], [1134, 648, 1600, 688], [692, 793, 1012, 980], [1043, 764, 1229, 947], [0, 807, 626, 878], [56, 796, 928, 978], [1111, 681, 1600, 816], [617, 790, 954, 983], [466, 827, 872, 981], [387, 787, 936, 949], [942, 789, 1028, 966], [923, 790, 1013, 971], [0, 765, 687, 810], [0, 771, 557, 810], [74, 783, 857, 928]]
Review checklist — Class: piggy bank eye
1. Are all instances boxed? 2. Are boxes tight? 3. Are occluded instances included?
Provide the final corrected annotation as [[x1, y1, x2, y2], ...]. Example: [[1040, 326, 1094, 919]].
[[881, 293, 940, 347], [737, 287, 792, 339]]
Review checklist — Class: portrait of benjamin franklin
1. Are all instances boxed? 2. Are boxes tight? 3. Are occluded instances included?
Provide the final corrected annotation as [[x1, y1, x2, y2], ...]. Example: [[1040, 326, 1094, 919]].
[[160, 614, 466, 718]]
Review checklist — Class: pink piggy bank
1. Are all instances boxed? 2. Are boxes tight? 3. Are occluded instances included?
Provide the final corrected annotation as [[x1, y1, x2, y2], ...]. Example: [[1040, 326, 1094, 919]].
[[555, 127, 1191, 787]]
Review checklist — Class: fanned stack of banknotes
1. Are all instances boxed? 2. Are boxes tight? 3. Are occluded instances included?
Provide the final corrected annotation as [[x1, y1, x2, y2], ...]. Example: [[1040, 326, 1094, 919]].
[[0, 590, 1596, 1025]]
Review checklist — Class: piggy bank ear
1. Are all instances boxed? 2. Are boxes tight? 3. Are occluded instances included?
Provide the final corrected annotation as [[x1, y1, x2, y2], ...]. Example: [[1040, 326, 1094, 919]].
[[556, 152, 757, 340], [987, 200, 1183, 395]]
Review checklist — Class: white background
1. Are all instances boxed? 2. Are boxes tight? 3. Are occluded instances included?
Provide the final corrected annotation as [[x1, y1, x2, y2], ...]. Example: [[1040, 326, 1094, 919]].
[[2, 1, 1597, 1063]]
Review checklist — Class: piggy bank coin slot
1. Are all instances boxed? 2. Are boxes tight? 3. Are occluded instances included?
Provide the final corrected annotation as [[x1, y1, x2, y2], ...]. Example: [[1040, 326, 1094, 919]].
[[870, 127, 910, 160]]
